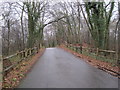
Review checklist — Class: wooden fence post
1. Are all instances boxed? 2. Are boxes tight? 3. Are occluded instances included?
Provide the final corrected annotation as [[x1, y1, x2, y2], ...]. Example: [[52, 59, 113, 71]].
[[75, 46, 77, 52], [23, 50, 25, 58], [96, 48, 99, 59], [80, 46, 82, 54], [36, 47, 38, 53], [25, 49, 27, 57], [29, 49, 31, 55], [76, 46, 78, 53]]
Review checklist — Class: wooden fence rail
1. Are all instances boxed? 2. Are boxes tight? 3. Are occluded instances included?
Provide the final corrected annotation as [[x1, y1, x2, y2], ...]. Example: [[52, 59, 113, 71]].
[[66, 44, 120, 77], [66, 44, 117, 63], [66, 44, 116, 54], [2, 47, 39, 75]]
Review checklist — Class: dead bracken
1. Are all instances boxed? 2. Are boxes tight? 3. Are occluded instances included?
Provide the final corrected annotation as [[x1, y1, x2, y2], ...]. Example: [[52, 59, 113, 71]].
[[59, 44, 119, 78], [2, 48, 45, 88]]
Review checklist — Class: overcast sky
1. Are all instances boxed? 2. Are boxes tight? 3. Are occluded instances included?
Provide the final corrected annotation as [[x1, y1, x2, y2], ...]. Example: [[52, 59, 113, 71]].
[[0, 0, 119, 3]]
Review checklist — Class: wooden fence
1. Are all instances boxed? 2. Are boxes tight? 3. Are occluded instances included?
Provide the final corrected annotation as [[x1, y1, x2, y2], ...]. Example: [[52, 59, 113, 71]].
[[66, 44, 116, 54], [2, 47, 39, 75], [66, 44, 117, 64], [66, 44, 120, 76]]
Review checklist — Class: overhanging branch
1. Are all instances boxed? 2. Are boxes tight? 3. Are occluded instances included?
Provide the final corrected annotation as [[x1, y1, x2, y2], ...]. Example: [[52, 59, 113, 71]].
[[43, 16, 66, 28]]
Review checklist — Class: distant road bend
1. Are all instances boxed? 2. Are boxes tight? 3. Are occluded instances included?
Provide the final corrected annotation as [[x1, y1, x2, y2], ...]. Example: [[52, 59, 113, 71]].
[[18, 48, 118, 88]]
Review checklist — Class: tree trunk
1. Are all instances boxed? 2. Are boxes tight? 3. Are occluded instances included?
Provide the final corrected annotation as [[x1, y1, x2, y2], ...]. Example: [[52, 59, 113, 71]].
[[117, 2, 120, 65], [21, 5, 25, 50], [7, 20, 10, 55], [77, 2, 82, 52]]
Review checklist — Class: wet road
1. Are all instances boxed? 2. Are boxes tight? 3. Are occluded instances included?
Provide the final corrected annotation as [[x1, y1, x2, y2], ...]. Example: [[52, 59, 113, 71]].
[[18, 48, 118, 88]]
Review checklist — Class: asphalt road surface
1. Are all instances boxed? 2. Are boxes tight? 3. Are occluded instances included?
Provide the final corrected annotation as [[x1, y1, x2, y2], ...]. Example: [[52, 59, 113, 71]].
[[18, 48, 118, 88]]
